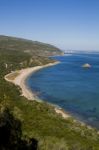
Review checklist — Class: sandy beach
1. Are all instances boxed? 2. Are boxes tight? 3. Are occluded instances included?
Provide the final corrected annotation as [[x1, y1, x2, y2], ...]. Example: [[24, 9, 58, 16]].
[[5, 61, 70, 119]]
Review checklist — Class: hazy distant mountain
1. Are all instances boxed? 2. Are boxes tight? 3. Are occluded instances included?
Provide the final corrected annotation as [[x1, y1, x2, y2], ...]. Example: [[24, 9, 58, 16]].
[[0, 35, 62, 56]]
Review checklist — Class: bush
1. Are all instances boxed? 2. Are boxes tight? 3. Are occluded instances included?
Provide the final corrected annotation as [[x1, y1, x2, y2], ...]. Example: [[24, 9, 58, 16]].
[[0, 107, 38, 150]]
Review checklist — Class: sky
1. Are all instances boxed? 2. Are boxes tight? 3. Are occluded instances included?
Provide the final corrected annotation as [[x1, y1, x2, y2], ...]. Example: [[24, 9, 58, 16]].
[[0, 0, 99, 50]]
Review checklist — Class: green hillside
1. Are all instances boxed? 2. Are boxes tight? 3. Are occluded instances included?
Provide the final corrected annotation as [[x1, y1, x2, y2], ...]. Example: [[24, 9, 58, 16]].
[[0, 35, 63, 56], [0, 36, 99, 150]]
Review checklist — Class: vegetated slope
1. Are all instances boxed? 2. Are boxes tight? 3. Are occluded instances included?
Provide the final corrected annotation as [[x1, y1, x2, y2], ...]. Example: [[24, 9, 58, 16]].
[[0, 35, 62, 56], [0, 37, 99, 150]]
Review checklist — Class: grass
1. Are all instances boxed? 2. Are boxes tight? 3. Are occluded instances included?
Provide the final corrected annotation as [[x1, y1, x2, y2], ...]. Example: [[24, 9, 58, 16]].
[[5, 72, 20, 80], [0, 36, 99, 149]]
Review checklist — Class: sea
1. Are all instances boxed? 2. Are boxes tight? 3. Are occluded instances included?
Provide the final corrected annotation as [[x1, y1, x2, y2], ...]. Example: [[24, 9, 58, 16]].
[[27, 52, 99, 128]]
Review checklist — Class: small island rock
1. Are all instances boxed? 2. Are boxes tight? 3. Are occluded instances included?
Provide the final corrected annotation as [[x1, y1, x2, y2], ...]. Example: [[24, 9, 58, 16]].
[[82, 63, 91, 68]]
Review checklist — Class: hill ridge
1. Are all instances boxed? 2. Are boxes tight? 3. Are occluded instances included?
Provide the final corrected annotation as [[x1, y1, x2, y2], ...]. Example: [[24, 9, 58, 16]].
[[0, 35, 62, 56]]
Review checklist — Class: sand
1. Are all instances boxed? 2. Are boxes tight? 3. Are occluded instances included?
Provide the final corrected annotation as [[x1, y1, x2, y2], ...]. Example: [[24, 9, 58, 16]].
[[4, 61, 70, 119]]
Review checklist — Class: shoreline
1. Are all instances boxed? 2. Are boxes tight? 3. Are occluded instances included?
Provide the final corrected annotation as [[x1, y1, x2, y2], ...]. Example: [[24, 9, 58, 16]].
[[4, 61, 71, 119], [4, 61, 98, 129], [5, 62, 59, 100]]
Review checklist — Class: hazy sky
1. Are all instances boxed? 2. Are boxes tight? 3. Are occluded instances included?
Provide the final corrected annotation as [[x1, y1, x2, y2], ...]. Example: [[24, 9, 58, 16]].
[[0, 0, 99, 50]]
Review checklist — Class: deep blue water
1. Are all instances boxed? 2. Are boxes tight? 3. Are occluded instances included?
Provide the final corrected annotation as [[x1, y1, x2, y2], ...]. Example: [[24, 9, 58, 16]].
[[27, 53, 99, 128]]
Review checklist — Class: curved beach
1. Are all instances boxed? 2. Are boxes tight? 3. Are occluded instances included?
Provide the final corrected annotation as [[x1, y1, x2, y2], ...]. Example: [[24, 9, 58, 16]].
[[4, 61, 71, 119], [5, 62, 59, 100]]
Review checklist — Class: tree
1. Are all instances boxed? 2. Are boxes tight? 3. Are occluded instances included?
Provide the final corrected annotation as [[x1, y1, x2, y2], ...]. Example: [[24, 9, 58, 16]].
[[0, 107, 38, 150]]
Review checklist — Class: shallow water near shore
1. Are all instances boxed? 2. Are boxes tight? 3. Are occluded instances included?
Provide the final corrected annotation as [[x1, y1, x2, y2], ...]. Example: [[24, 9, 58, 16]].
[[27, 52, 99, 128]]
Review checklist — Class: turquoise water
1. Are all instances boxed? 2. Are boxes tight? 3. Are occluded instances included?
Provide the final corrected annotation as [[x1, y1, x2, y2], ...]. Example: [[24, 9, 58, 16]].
[[27, 53, 99, 128]]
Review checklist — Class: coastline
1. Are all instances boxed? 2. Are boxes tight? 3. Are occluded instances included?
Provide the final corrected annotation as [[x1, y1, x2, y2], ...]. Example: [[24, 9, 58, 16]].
[[5, 61, 98, 128], [4, 61, 70, 119], [5, 62, 59, 100]]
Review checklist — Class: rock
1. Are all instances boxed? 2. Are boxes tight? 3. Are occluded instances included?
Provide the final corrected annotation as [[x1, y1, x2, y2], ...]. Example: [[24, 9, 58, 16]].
[[82, 63, 91, 68]]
